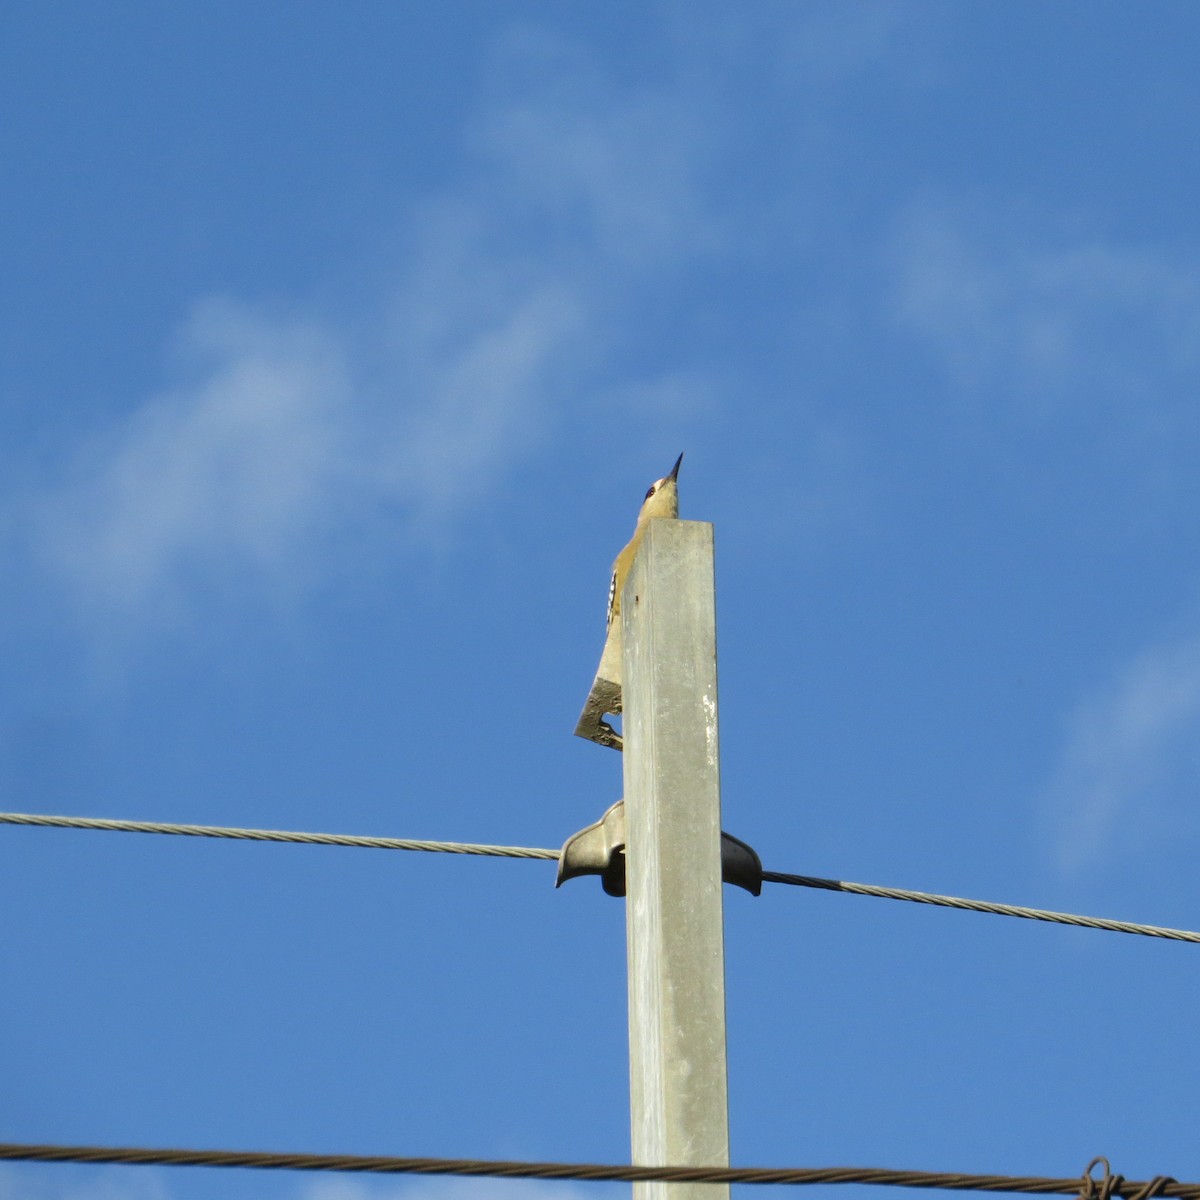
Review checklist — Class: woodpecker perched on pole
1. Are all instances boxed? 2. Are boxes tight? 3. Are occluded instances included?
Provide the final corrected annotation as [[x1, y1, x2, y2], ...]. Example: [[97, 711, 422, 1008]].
[[575, 453, 684, 750], [607, 452, 683, 633]]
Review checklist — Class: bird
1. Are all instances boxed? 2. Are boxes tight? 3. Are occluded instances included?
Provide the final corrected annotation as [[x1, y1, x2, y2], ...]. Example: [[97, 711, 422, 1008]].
[[607, 452, 683, 632], [575, 453, 684, 749]]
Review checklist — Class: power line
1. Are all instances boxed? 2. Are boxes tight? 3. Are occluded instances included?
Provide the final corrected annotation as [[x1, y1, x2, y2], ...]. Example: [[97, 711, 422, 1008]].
[[0, 811, 557, 860], [0, 1141, 1188, 1197], [4, 810, 1198, 944], [762, 871, 1200, 944]]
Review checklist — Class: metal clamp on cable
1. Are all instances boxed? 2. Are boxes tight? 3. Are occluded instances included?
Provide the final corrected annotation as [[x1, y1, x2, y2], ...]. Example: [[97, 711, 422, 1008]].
[[1079, 1158, 1177, 1200], [1081, 1157, 1124, 1200], [555, 800, 762, 896]]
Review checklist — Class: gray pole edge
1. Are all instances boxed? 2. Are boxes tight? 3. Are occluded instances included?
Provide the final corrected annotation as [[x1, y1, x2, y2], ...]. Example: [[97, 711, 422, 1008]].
[[622, 519, 731, 1200]]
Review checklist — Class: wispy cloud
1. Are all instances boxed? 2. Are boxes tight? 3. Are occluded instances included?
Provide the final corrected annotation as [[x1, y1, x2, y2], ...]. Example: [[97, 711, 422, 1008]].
[[0, 1163, 173, 1200], [890, 201, 1200, 418], [29, 279, 587, 619], [300, 1176, 598, 1200], [14, 29, 709, 623], [0, 1165, 600, 1200], [473, 27, 722, 267], [663, 0, 934, 90], [36, 300, 352, 612], [1041, 632, 1200, 873], [9, 7, 945, 629]]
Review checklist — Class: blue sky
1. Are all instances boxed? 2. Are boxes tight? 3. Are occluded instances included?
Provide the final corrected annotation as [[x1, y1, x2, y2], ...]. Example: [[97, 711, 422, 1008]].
[[3, 2, 1200, 1198]]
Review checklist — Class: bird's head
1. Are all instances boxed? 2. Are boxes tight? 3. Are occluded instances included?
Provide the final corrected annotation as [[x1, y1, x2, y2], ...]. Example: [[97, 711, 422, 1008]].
[[637, 452, 683, 523]]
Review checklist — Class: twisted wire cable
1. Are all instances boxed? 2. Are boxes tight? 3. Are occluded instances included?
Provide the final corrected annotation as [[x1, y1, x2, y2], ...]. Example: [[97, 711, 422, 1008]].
[[0, 1137, 1190, 1195], [0, 811, 558, 860], [4, 810, 1198, 943], [762, 871, 1200, 944], [0, 1142, 1192, 1196]]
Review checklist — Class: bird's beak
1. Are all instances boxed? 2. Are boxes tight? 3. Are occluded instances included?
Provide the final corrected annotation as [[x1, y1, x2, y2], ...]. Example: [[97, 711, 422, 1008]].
[[669, 452, 683, 481]]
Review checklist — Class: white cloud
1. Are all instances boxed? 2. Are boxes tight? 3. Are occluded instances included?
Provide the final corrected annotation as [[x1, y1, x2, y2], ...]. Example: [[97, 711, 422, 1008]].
[[37, 300, 352, 612], [0, 1165, 601, 1200], [12, 7, 948, 628], [27, 260, 588, 625], [21, 205, 592, 622], [379, 278, 584, 520], [1041, 632, 1200, 872], [890, 202, 1200, 416], [15, 26, 721, 626], [474, 30, 720, 266], [752, 0, 932, 84], [0, 1164, 173, 1200], [662, 0, 935, 89], [300, 1175, 597, 1200]]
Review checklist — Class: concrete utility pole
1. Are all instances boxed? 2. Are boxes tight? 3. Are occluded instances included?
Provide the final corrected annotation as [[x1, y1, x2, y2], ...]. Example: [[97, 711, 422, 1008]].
[[621, 519, 731, 1200]]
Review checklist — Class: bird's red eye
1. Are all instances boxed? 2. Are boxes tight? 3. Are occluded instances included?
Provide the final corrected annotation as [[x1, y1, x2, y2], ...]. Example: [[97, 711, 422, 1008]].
[[645, 485, 656, 499]]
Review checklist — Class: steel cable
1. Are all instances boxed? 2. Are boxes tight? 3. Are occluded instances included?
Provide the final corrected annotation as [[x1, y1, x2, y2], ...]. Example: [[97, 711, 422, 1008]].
[[0, 811, 558, 859], [762, 871, 1200, 943], [0, 1142, 1192, 1196], [4, 810, 1198, 943]]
